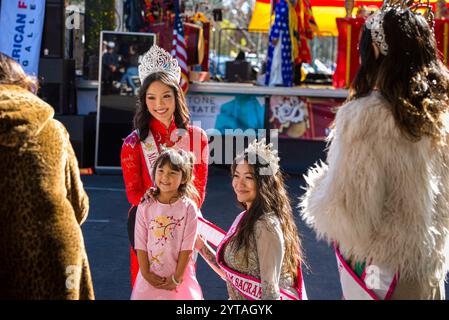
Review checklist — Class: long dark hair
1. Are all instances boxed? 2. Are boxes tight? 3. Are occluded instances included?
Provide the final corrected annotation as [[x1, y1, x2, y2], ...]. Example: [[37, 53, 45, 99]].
[[350, 8, 449, 143], [133, 72, 190, 141], [0, 52, 38, 92], [230, 152, 303, 281], [350, 25, 383, 97]]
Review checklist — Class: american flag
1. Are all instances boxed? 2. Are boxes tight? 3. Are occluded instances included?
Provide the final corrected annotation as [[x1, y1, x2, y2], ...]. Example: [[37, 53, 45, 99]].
[[171, 0, 189, 93]]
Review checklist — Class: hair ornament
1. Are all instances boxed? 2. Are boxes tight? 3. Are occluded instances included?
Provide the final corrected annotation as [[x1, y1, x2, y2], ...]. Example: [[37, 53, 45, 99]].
[[408, 0, 435, 28], [366, 0, 435, 56], [365, 9, 389, 55], [243, 138, 280, 176], [138, 45, 181, 84]]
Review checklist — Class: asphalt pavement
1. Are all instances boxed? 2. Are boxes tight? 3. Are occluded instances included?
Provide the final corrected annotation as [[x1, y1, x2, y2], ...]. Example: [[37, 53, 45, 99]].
[[80, 166, 448, 300]]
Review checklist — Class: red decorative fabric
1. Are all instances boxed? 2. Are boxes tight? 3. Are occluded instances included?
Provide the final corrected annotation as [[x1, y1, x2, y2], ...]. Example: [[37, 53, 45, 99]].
[[434, 19, 449, 67], [332, 18, 365, 89], [121, 117, 209, 286], [293, 0, 317, 65]]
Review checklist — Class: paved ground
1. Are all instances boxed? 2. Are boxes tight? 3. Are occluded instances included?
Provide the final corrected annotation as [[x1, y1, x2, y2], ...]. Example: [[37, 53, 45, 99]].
[[81, 166, 448, 300]]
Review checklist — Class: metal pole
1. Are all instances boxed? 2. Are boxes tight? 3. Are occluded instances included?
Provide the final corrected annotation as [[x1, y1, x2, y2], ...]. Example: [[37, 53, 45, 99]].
[[115, 0, 123, 31], [217, 28, 222, 79]]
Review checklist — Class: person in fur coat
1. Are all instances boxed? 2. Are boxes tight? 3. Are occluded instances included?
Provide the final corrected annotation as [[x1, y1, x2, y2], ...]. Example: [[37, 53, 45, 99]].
[[300, 4, 449, 300], [0, 53, 94, 299]]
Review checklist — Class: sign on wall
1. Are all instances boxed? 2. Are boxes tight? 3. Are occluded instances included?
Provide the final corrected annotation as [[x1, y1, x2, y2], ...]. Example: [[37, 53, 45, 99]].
[[0, 0, 46, 75]]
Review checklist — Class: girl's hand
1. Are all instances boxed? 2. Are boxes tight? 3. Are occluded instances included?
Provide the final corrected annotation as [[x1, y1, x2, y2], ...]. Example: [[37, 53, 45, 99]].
[[156, 275, 181, 291], [140, 187, 158, 203], [144, 271, 166, 287]]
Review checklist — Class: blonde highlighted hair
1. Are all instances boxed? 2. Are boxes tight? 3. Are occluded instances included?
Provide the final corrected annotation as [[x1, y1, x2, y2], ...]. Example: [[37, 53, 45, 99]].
[[0, 52, 38, 93]]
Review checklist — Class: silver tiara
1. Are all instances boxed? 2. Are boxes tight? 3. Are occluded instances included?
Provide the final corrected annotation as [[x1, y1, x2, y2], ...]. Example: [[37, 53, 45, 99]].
[[138, 45, 181, 84], [365, 9, 389, 56], [243, 138, 280, 176], [366, 1, 434, 56]]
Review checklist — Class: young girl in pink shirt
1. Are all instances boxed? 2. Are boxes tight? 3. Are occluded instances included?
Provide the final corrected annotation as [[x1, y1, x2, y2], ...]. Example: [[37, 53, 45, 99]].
[[131, 148, 203, 300]]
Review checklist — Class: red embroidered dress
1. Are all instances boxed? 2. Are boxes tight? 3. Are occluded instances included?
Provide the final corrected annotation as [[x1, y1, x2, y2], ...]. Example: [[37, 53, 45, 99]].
[[121, 117, 209, 286]]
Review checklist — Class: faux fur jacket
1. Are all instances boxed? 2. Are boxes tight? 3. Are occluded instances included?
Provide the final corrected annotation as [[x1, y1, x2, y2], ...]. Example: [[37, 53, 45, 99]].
[[300, 91, 449, 295], [0, 85, 94, 299]]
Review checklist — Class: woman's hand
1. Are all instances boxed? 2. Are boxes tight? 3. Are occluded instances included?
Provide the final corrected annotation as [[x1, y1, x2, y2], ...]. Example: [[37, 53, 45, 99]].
[[140, 187, 158, 203]]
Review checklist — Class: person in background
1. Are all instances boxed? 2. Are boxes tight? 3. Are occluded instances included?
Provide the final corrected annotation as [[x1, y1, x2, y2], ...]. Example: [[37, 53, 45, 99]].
[[102, 41, 120, 94], [0, 52, 94, 299], [119, 44, 140, 96]]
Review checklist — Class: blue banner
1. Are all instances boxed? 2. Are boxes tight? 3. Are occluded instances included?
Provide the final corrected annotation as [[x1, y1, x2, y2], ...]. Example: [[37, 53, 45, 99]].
[[0, 0, 46, 76]]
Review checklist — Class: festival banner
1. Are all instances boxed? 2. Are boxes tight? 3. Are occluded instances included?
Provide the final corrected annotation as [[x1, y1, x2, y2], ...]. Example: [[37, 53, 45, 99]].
[[0, 0, 46, 75]]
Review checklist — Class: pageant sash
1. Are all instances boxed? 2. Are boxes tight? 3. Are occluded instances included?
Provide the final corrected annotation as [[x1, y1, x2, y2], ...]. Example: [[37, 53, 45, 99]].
[[140, 130, 159, 178], [216, 211, 307, 300], [139, 129, 190, 179], [197, 216, 226, 248], [335, 246, 398, 300]]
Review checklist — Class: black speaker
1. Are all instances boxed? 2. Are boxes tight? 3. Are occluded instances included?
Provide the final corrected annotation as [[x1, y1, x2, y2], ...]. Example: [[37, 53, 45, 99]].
[[213, 9, 223, 21], [225, 61, 253, 82], [40, 0, 65, 58], [38, 58, 76, 114]]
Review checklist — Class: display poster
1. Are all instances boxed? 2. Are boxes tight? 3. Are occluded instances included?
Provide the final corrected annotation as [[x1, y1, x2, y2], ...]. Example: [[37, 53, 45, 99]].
[[269, 95, 344, 140], [187, 93, 266, 134]]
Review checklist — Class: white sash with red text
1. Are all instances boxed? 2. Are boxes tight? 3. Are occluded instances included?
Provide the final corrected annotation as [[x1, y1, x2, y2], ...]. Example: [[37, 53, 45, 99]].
[[197, 216, 227, 248], [215, 211, 307, 300], [335, 246, 398, 300]]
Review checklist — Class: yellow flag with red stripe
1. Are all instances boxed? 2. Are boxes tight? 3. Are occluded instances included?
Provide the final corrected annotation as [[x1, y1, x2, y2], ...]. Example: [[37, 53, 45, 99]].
[[248, 0, 272, 32], [249, 0, 442, 36]]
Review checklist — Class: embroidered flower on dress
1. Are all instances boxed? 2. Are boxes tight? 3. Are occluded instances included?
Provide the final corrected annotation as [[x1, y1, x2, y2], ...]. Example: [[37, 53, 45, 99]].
[[149, 215, 185, 246]]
